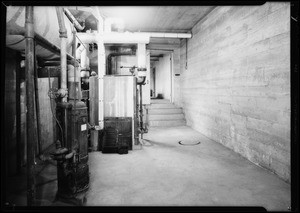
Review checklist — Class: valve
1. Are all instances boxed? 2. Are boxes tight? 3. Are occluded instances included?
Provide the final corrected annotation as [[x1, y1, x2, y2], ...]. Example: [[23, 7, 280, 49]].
[[56, 88, 68, 98]]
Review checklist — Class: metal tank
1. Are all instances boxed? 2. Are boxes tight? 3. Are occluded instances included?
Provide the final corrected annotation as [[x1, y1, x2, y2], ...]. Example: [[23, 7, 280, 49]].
[[6, 6, 74, 60]]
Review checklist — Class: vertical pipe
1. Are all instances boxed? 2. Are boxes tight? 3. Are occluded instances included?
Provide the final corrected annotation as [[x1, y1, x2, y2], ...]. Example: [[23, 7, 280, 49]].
[[95, 7, 105, 130], [34, 54, 41, 156], [16, 53, 21, 174], [139, 84, 143, 139], [56, 7, 68, 102], [81, 44, 87, 69], [25, 6, 36, 206]]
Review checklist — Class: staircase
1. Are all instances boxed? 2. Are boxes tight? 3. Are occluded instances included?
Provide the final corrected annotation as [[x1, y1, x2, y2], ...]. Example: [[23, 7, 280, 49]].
[[147, 99, 186, 127]]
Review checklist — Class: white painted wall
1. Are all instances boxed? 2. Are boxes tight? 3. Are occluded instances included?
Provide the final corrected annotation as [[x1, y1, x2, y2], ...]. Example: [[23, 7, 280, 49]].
[[154, 54, 171, 100]]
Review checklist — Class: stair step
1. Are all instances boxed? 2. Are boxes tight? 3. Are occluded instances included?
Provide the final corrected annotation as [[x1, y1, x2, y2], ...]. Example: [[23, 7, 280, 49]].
[[148, 108, 183, 114], [148, 114, 184, 121], [149, 103, 177, 109], [150, 99, 170, 104], [149, 119, 186, 127]]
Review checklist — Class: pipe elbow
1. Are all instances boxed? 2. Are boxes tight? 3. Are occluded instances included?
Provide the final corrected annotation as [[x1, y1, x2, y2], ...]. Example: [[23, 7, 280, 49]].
[[137, 76, 146, 85], [64, 8, 85, 31]]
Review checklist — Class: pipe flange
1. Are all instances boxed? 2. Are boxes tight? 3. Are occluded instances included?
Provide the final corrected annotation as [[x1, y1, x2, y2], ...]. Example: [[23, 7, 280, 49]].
[[59, 31, 68, 38]]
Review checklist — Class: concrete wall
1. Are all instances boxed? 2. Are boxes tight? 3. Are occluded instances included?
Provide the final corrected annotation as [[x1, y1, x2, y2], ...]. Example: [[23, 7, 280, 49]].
[[154, 54, 171, 100], [179, 3, 290, 182]]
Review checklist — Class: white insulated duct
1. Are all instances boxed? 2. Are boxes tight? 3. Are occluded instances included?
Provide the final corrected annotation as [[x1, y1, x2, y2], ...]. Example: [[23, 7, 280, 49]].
[[103, 17, 191, 38], [75, 31, 191, 45]]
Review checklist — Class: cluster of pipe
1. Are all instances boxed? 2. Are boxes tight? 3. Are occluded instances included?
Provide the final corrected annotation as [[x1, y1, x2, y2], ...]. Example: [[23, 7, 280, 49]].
[[75, 9, 192, 135]]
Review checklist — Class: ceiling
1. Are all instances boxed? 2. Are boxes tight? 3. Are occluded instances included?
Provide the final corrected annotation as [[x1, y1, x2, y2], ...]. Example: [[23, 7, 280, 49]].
[[97, 6, 214, 33], [70, 6, 214, 33], [69, 6, 215, 59]]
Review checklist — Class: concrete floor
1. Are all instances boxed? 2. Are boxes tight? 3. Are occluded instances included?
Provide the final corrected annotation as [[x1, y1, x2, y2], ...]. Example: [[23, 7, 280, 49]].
[[5, 125, 291, 210], [86, 126, 291, 211]]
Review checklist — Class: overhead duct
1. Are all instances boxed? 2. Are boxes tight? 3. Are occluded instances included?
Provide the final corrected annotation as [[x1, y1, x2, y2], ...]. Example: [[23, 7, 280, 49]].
[[103, 17, 191, 38], [75, 31, 191, 46], [75, 32, 150, 45], [139, 32, 192, 39]]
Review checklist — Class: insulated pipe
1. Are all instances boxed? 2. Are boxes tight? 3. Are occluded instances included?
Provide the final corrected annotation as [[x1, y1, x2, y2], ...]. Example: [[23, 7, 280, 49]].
[[80, 43, 88, 69], [76, 44, 85, 60], [75, 32, 191, 44], [75, 31, 192, 44], [25, 6, 36, 206], [63, 8, 85, 31], [94, 6, 105, 129], [56, 7, 68, 102]]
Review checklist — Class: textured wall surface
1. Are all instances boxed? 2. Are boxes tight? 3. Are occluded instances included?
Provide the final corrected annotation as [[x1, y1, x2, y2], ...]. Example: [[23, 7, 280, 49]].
[[179, 3, 290, 182]]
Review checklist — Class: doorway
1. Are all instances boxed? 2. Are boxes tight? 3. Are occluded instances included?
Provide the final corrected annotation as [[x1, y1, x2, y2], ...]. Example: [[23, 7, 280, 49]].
[[150, 52, 173, 103]]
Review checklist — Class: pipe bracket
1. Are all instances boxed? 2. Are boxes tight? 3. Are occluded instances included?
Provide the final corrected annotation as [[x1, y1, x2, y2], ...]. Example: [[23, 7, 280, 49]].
[[59, 31, 68, 38]]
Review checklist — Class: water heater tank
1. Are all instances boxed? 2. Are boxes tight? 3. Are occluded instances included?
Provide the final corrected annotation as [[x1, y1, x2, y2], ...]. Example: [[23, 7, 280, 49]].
[[6, 6, 74, 60]]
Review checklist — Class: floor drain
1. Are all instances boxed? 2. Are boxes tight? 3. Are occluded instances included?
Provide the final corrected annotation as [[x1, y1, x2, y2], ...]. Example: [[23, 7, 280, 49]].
[[178, 140, 201, 146]]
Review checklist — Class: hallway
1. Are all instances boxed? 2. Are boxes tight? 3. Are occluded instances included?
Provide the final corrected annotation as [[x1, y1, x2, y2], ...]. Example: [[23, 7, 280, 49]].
[[86, 126, 290, 210]]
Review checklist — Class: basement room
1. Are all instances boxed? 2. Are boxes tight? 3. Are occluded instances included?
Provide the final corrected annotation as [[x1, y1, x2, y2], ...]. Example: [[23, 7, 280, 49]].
[[2, 2, 298, 211]]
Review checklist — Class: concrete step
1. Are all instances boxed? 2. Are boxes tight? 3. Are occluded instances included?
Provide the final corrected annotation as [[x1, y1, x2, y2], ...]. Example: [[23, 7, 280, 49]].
[[149, 119, 186, 127], [148, 113, 185, 121], [149, 103, 177, 109], [150, 99, 170, 104], [148, 108, 183, 115]]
